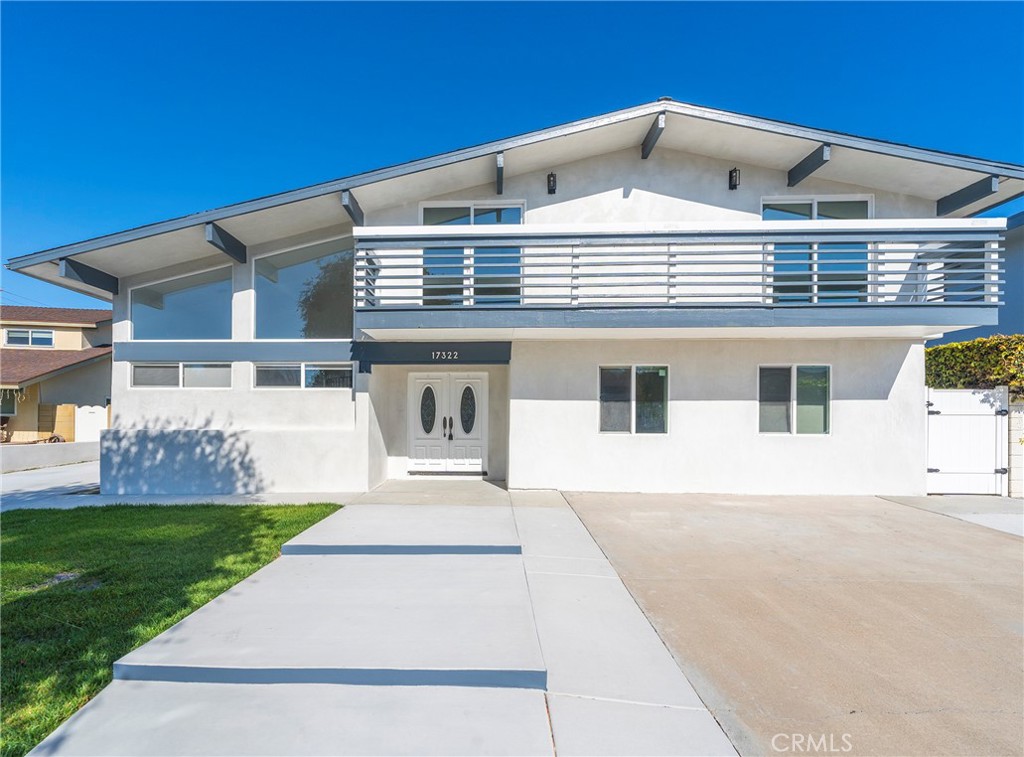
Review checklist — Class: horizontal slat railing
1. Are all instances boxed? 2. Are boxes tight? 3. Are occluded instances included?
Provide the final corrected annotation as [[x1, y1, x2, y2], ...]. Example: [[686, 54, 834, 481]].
[[353, 221, 1005, 309]]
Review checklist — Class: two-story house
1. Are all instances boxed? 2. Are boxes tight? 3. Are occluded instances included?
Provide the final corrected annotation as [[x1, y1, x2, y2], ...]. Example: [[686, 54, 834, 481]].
[[6, 100, 1021, 495], [0, 306, 113, 443]]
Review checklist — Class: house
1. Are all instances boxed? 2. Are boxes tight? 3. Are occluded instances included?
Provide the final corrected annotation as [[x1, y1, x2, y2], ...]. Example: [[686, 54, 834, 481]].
[[5, 99, 1022, 495], [929, 210, 1023, 344], [0, 306, 112, 443]]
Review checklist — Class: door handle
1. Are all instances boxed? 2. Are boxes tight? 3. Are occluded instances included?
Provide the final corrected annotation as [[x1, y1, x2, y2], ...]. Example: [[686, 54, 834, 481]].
[[449, 416, 454, 441], [442, 416, 447, 436]]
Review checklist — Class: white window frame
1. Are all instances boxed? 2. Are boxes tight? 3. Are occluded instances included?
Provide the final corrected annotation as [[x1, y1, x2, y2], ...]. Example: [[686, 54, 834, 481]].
[[250, 235, 356, 342], [127, 264, 234, 342], [1, 391, 19, 416], [760, 195, 875, 305], [420, 202, 526, 307], [129, 362, 233, 389], [597, 364, 669, 435], [4, 328, 55, 347], [756, 364, 832, 436], [252, 362, 354, 390]]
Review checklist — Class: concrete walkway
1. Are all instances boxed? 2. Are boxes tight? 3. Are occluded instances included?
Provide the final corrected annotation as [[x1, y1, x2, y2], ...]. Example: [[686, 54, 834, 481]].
[[881, 494, 1024, 537], [30, 481, 735, 756]]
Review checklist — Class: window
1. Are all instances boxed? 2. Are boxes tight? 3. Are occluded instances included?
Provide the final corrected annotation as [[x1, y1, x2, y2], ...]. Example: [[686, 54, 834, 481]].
[[422, 203, 523, 306], [5, 329, 54, 347], [131, 267, 233, 340], [758, 365, 830, 434], [762, 199, 870, 304], [255, 243, 354, 339], [131, 363, 231, 388], [254, 363, 353, 389], [1, 392, 18, 416], [599, 366, 668, 434]]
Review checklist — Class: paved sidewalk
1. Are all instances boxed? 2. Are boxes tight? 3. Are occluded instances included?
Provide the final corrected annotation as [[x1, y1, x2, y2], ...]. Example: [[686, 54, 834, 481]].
[[30, 483, 735, 756], [882, 494, 1024, 537]]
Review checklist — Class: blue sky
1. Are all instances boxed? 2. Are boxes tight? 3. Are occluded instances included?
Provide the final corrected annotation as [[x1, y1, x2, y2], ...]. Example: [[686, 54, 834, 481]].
[[2, 1, 1022, 309]]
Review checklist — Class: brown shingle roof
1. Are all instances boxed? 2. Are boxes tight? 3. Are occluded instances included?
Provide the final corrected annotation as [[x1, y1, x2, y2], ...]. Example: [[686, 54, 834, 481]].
[[0, 347, 112, 387], [0, 305, 111, 326]]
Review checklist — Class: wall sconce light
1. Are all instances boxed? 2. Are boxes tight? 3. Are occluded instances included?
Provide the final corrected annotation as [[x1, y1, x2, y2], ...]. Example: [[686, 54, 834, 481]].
[[728, 168, 741, 191], [547, 172, 557, 195]]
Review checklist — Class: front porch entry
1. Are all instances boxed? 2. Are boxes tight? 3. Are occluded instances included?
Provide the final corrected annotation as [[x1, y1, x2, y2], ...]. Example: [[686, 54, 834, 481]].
[[408, 372, 488, 475]]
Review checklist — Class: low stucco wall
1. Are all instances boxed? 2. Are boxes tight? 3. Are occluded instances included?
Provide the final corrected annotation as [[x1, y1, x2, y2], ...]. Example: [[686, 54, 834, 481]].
[[507, 338, 928, 495], [1, 440, 100, 473]]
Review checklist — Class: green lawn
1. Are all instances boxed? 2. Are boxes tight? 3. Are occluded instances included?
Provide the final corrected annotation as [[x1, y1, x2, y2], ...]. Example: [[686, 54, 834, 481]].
[[0, 504, 339, 757]]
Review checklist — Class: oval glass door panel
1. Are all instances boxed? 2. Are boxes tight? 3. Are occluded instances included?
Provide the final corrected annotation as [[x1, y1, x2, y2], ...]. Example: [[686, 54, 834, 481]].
[[460, 385, 476, 434], [420, 386, 436, 434]]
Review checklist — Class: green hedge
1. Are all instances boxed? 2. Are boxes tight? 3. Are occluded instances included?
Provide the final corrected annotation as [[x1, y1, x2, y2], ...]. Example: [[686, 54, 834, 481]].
[[925, 334, 1024, 394]]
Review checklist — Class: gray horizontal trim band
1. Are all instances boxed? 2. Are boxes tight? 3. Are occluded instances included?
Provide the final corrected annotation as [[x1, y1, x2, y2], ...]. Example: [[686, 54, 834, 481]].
[[112, 663, 547, 690], [354, 306, 998, 331], [114, 341, 355, 363]]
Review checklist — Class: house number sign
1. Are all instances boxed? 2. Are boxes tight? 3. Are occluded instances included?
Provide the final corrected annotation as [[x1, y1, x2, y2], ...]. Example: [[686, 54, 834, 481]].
[[431, 350, 459, 361]]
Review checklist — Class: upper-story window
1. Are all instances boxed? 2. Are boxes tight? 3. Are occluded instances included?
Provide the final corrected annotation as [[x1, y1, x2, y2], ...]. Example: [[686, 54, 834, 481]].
[[131, 267, 233, 340], [422, 203, 523, 306], [254, 243, 353, 339], [762, 198, 871, 304], [5, 329, 54, 347]]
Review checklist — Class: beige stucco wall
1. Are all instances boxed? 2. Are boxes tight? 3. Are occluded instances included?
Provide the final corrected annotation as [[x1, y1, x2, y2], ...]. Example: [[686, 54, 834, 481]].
[[2, 384, 41, 442], [506, 338, 927, 495]]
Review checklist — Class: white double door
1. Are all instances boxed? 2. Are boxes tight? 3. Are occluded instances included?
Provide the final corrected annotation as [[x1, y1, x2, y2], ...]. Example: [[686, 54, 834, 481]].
[[408, 372, 488, 474]]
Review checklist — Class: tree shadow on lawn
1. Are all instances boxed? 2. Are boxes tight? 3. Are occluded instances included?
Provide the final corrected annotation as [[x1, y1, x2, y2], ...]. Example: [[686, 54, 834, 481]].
[[0, 503, 338, 757]]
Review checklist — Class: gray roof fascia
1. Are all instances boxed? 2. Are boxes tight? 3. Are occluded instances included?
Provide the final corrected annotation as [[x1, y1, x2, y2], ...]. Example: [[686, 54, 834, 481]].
[[7, 99, 1024, 271]]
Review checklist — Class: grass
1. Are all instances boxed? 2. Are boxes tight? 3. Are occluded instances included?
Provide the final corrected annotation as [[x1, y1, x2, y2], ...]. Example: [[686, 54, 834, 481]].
[[0, 504, 339, 757]]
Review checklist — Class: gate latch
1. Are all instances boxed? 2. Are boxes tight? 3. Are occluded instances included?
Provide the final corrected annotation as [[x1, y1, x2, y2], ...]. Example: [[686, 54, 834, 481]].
[[995, 409, 1009, 416], [995, 468, 1008, 475]]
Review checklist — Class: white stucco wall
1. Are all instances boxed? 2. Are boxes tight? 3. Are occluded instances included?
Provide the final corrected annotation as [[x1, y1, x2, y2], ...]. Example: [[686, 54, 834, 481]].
[[370, 145, 935, 226], [506, 339, 927, 495]]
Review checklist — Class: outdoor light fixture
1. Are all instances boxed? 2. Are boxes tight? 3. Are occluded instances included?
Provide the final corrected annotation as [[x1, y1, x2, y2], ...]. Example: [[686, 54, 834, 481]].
[[729, 168, 741, 190], [547, 172, 557, 194]]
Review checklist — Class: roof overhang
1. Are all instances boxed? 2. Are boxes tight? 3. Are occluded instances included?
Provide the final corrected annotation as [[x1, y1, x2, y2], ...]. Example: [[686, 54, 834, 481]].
[[7, 99, 1023, 301]]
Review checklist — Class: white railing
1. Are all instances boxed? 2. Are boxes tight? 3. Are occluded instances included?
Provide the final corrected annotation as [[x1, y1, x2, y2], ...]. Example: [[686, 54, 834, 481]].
[[353, 219, 1005, 309]]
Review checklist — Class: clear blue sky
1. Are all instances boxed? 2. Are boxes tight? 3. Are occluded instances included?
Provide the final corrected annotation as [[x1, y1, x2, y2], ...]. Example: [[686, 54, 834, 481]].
[[2, 1, 1022, 308]]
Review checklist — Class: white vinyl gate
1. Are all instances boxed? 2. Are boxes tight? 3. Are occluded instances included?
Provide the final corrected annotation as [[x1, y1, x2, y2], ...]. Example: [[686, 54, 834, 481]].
[[927, 387, 1009, 496]]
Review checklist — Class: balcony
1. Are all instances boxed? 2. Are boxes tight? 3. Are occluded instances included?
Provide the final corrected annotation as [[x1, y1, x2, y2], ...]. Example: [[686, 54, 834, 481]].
[[353, 219, 1005, 337]]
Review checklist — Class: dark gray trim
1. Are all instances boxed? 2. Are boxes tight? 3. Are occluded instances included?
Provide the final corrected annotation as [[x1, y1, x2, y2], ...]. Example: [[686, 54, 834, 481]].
[[114, 341, 355, 363], [59, 258, 119, 294], [10, 99, 1022, 273], [351, 341, 512, 366], [1008, 210, 1024, 231], [204, 222, 247, 263], [495, 152, 504, 195], [641, 112, 665, 160], [787, 144, 831, 187], [341, 190, 364, 226], [937, 176, 1000, 216], [355, 306, 998, 332]]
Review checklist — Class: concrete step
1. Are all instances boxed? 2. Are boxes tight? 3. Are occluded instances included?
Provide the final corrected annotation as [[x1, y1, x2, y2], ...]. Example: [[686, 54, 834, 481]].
[[281, 504, 521, 554], [114, 553, 546, 689]]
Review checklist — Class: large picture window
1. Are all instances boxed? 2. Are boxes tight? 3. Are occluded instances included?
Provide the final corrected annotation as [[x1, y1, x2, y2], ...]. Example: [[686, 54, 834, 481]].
[[255, 243, 353, 339], [131, 268, 232, 340], [422, 203, 522, 306], [762, 198, 870, 304], [599, 366, 668, 434], [758, 365, 830, 434]]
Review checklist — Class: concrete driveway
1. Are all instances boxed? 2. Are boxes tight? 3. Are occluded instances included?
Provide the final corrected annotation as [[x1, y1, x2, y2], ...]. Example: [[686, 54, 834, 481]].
[[30, 482, 734, 756], [565, 492, 1024, 757]]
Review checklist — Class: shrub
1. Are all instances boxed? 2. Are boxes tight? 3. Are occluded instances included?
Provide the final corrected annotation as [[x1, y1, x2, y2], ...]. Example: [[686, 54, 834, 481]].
[[925, 334, 1024, 395]]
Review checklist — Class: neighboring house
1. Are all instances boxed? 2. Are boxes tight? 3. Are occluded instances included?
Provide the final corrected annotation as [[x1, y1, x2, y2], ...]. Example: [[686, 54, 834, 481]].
[[6, 99, 1023, 495], [929, 210, 1023, 344], [0, 306, 113, 443]]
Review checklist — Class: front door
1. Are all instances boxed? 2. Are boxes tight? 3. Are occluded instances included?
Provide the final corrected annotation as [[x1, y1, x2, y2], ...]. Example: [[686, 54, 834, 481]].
[[408, 373, 488, 474]]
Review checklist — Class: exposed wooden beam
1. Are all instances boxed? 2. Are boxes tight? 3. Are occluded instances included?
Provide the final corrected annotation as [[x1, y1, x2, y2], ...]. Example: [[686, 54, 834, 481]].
[[496, 152, 505, 195], [937, 175, 1000, 216], [641, 112, 666, 160], [341, 189, 364, 226], [787, 144, 831, 187], [59, 258, 119, 295], [204, 222, 247, 264]]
